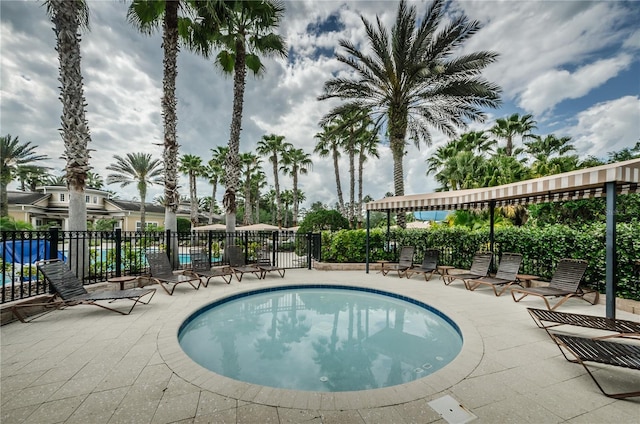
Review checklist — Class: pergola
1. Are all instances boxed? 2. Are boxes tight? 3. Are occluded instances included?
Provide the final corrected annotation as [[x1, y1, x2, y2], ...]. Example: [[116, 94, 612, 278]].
[[365, 158, 640, 319]]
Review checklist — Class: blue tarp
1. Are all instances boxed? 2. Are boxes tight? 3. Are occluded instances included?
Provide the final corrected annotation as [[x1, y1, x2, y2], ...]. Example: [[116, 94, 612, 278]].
[[0, 240, 64, 264]]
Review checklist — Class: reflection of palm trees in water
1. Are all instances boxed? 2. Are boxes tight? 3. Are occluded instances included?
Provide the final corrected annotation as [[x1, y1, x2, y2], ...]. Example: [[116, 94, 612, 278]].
[[255, 293, 311, 359], [312, 302, 378, 391], [207, 302, 261, 379]]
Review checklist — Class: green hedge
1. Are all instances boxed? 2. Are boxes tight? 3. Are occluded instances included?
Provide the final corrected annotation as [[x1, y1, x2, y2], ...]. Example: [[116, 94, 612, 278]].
[[320, 223, 640, 300]]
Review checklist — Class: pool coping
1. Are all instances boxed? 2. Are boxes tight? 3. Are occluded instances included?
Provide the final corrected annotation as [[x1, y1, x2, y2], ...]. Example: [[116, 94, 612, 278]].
[[157, 280, 483, 410]]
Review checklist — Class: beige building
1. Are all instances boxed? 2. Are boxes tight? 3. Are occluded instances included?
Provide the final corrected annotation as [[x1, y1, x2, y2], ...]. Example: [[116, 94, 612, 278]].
[[6, 186, 214, 231]]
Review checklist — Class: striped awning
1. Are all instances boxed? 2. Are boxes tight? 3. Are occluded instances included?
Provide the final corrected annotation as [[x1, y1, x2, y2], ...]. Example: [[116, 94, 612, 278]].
[[366, 159, 640, 212]]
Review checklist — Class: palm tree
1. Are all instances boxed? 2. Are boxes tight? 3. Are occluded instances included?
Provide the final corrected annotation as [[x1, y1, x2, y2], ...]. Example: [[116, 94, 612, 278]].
[[15, 165, 50, 192], [490, 113, 537, 157], [239, 152, 261, 225], [280, 189, 293, 227], [45, 0, 92, 232], [314, 124, 344, 215], [179, 154, 205, 227], [319, 0, 501, 227], [251, 170, 267, 223], [356, 123, 379, 228], [281, 147, 312, 226], [1, 134, 48, 216], [192, 1, 287, 232], [128, 0, 195, 237], [86, 171, 104, 189], [204, 146, 228, 223], [106, 153, 163, 231], [257, 134, 292, 228], [525, 134, 577, 177]]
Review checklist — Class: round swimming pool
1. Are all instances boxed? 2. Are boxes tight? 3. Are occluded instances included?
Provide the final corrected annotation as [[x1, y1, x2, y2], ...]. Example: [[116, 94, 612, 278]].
[[178, 285, 462, 392]]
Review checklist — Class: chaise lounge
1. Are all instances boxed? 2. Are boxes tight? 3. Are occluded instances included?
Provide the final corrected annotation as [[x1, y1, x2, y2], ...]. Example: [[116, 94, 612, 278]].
[[443, 252, 493, 286], [256, 247, 286, 278], [12, 259, 156, 322], [186, 252, 234, 286], [145, 250, 202, 295], [550, 333, 640, 399], [405, 249, 439, 281], [381, 246, 415, 278], [465, 252, 522, 296], [527, 307, 640, 339], [226, 246, 265, 281], [510, 258, 598, 310]]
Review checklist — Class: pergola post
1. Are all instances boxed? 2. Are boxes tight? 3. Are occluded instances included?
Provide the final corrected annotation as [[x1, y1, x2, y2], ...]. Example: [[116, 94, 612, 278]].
[[605, 181, 617, 319], [489, 201, 496, 270], [366, 210, 370, 274]]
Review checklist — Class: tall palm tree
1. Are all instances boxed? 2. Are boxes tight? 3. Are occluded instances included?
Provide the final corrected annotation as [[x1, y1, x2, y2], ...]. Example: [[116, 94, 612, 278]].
[[281, 147, 312, 226], [128, 0, 195, 237], [356, 123, 379, 228], [204, 145, 228, 223], [179, 154, 205, 227], [106, 153, 163, 231], [280, 189, 293, 228], [251, 169, 267, 223], [239, 152, 261, 225], [45, 0, 92, 232], [257, 134, 292, 228], [490, 113, 537, 157], [319, 0, 501, 227], [15, 165, 50, 192], [525, 134, 577, 176], [192, 1, 287, 231], [1, 134, 48, 216], [314, 124, 344, 215]]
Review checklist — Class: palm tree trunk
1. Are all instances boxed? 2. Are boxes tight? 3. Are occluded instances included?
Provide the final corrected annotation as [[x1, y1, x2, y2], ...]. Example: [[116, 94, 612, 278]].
[[332, 146, 345, 215], [1, 180, 8, 217], [292, 172, 299, 226], [208, 179, 217, 224], [190, 172, 198, 226], [273, 156, 282, 228], [52, 0, 90, 233], [162, 0, 180, 265], [243, 174, 251, 225], [357, 152, 365, 228], [390, 117, 406, 228], [223, 40, 247, 233], [140, 185, 147, 231], [349, 146, 355, 228]]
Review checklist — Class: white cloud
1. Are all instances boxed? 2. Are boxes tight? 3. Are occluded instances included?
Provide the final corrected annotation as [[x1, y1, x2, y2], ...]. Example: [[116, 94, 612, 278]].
[[564, 96, 640, 159], [518, 54, 632, 116]]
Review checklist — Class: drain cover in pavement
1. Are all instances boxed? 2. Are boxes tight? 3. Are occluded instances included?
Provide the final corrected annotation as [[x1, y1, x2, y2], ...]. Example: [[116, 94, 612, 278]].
[[428, 395, 477, 424]]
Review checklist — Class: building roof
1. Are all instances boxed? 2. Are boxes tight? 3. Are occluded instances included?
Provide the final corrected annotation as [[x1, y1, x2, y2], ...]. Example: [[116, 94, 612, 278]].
[[366, 159, 640, 212], [106, 199, 166, 214], [7, 191, 50, 205]]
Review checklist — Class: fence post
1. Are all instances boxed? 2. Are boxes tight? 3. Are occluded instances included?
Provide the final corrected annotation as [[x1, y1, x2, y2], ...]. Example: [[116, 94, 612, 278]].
[[48, 227, 59, 260], [115, 228, 122, 277], [306, 233, 312, 270], [166, 229, 172, 260], [272, 231, 277, 264]]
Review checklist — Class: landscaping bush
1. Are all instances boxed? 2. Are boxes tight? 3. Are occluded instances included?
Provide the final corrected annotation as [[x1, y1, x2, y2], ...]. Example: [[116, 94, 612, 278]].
[[319, 223, 640, 300]]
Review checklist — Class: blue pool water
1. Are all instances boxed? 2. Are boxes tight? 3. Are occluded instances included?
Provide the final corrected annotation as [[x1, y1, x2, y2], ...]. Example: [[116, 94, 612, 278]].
[[178, 285, 462, 392]]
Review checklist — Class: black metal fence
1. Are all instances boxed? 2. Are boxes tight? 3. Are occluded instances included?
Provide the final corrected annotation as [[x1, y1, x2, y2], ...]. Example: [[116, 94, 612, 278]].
[[1, 228, 320, 304]]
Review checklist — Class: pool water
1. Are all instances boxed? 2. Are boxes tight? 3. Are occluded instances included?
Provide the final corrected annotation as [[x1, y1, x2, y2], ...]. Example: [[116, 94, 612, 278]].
[[178, 285, 462, 392]]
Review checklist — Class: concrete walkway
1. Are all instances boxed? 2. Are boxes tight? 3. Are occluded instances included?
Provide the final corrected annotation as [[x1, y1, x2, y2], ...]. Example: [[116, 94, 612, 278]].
[[1, 269, 639, 423]]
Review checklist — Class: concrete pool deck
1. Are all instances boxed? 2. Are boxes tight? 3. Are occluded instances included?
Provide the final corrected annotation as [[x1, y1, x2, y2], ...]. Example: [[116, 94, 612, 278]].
[[1, 269, 639, 423]]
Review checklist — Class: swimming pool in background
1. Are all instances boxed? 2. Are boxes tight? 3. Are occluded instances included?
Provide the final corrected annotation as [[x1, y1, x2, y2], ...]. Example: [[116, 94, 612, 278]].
[[178, 285, 463, 392]]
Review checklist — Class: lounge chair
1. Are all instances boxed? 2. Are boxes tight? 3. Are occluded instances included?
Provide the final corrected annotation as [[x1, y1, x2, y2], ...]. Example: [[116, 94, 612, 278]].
[[144, 250, 202, 295], [511, 258, 598, 310], [550, 333, 640, 399], [256, 247, 286, 278], [12, 259, 156, 322], [527, 308, 640, 339], [186, 252, 233, 286], [381, 246, 415, 277], [465, 252, 523, 296], [443, 252, 493, 286], [225, 246, 265, 281], [405, 249, 439, 281]]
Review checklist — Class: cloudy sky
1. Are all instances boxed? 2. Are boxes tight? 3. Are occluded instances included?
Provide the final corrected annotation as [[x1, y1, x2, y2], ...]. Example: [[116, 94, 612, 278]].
[[2, 0, 639, 211]]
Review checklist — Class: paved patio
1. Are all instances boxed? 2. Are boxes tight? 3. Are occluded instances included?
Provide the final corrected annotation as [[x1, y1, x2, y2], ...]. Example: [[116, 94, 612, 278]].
[[1, 269, 639, 423]]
